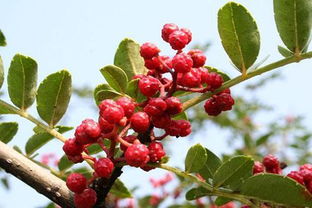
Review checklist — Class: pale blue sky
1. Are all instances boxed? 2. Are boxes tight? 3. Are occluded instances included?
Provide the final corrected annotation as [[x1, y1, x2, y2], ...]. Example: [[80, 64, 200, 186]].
[[0, 1, 311, 207]]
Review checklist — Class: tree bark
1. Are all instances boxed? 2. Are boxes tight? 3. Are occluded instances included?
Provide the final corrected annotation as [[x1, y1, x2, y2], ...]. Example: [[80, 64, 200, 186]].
[[0, 141, 74, 208]]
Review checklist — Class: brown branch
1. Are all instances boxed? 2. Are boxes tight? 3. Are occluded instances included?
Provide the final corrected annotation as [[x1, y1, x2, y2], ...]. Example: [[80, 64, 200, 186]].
[[0, 141, 74, 208]]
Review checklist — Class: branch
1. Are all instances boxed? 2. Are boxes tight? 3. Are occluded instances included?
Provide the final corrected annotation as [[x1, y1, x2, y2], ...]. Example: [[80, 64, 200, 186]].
[[0, 141, 74, 208]]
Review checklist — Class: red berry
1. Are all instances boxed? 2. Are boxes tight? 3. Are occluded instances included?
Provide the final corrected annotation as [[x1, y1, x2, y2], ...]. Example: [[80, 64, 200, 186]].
[[172, 53, 193, 73], [94, 158, 114, 178], [165, 120, 191, 137], [165, 120, 180, 136], [75, 120, 101, 145], [300, 169, 312, 183], [157, 55, 172, 73], [152, 113, 171, 129], [144, 98, 167, 116], [165, 97, 182, 115], [180, 28, 192, 44], [206, 72, 223, 90], [253, 161, 264, 175], [99, 99, 117, 112], [148, 142, 166, 162], [307, 180, 312, 193], [116, 97, 136, 118], [140, 42, 160, 59], [216, 93, 235, 111], [144, 57, 161, 70], [168, 30, 189, 50], [74, 188, 97, 208], [287, 171, 304, 185], [66, 173, 87, 193], [125, 144, 150, 167], [130, 112, 150, 133], [138, 76, 160, 97], [98, 116, 114, 134], [300, 164, 312, 172], [63, 138, 83, 156], [263, 154, 280, 170], [120, 135, 137, 152], [67, 154, 84, 163], [204, 97, 222, 116], [101, 105, 125, 124], [188, 49, 206, 68], [179, 68, 201, 88], [198, 67, 209, 84], [161, 23, 179, 42], [266, 167, 282, 174]]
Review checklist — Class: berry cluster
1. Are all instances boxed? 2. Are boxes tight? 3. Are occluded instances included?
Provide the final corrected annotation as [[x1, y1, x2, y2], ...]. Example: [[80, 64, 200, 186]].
[[62, 23, 236, 208], [253, 155, 312, 194]]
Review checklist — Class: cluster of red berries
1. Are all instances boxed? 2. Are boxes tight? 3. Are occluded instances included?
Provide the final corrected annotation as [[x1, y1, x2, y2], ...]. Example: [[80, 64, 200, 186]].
[[253, 154, 312, 194]]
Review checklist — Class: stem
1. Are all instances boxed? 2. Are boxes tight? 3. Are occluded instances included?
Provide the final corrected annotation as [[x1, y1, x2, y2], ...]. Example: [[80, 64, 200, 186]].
[[182, 51, 312, 111], [158, 164, 258, 208]]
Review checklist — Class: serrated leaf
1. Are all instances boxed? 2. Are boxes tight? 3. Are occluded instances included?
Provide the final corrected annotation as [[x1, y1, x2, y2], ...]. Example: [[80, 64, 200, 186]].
[[278, 45, 294, 58], [25, 126, 72, 156], [0, 30, 6, 46], [100, 65, 128, 93], [95, 90, 121, 105], [241, 174, 312, 207], [0, 122, 18, 144], [198, 148, 222, 181], [185, 187, 211, 201], [58, 155, 74, 171], [110, 179, 132, 198], [213, 156, 254, 190], [185, 144, 207, 173], [205, 66, 231, 82], [172, 112, 188, 121], [215, 197, 232, 206], [274, 0, 312, 53], [0, 56, 4, 89], [218, 2, 260, 73], [125, 79, 146, 103], [7, 54, 38, 110], [114, 38, 147, 80], [36, 70, 72, 127]]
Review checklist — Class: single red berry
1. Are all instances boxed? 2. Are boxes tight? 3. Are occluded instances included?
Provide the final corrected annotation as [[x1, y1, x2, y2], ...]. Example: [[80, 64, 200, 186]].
[[206, 72, 223, 90], [144, 98, 167, 116], [300, 169, 312, 183], [75, 120, 101, 145], [253, 161, 264, 175], [216, 93, 235, 111], [101, 105, 125, 124], [172, 53, 193, 73], [198, 67, 209, 84], [140, 42, 160, 59], [67, 154, 84, 163], [165, 97, 182, 115], [125, 144, 150, 167], [148, 142, 166, 162], [74, 188, 97, 208], [66, 173, 87, 193], [263, 154, 280, 170], [94, 158, 114, 178], [188, 49, 206, 68], [116, 97, 136, 118], [99, 99, 117, 112], [177, 120, 192, 137], [287, 171, 304, 185], [204, 97, 222, 116], [138, 76, 160, 97], [300, 164, 312, 172], [144, 57, 161, 70], [152, 113, 171, 129], [161, 23, 179, 42], [120, 135, 137, 152], [63, 138, 83, 156], [179, 68, 201, 88], [165, 120, 181, 136], [98, 116, 114, 134], [180, 28, 192, 44], [168, 30, 189, 50], [130, 112, 150, 133]]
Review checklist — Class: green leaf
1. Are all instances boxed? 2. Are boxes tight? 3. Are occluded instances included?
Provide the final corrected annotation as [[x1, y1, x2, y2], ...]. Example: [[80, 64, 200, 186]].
[[58, 155, 74, 171], [185, 144, 207, 173], [256, 132, 273, 146], [218, 2, 260, 73], [125, 79, 146, 103], [185, 187, 211, 200], [25, 126, 72, 156], [241, 174, 312, 207], [36, 70, 72, 127], [213, 156, 254, 190], [13, 145, 23, 154], [110, 179, 132, 198], [100, 65, 128, 93], [274, 0, 312, 53], [0, 56, 4, 89], [86, 143, 103, 155], [198, 148, 222, 181], [205, 66, 231, 82], [7, 54, 38, 110], [1, 178, 9, 190], [93, 84, 113, 102], [95, 90, 121, 105], [172, 112, 188, 121], [0, 101, 16, 114], [215, 197, 232, 206], [0, 30, 6, 46], [278, 45, 294, 58], [114, 38, 147, 80], [72, 167, 92, 178], [0, 122, 18, 144]]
